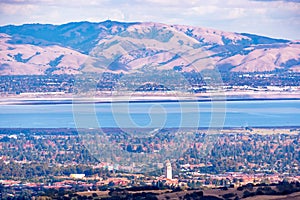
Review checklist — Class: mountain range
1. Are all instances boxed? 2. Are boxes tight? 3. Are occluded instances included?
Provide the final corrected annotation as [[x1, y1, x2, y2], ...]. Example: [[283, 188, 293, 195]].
[[0, 20, 300, 75]]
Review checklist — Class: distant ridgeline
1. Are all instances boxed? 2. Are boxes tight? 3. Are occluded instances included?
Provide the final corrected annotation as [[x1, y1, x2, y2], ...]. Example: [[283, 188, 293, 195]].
[[0, 20, 299, 76]]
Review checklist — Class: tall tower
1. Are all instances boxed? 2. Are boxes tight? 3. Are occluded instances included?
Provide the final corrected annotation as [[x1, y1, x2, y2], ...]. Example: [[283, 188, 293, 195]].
[[166, 160, 172, 179]]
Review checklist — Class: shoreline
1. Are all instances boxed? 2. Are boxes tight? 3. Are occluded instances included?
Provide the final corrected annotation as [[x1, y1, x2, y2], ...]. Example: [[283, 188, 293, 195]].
[[1, 90, 300, 105], [1, 97, 300, 105], [0, 126, 299, 131]]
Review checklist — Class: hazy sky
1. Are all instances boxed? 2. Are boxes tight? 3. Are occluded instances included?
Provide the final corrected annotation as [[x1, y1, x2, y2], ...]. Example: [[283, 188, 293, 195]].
[[0, 0, 299, 40]]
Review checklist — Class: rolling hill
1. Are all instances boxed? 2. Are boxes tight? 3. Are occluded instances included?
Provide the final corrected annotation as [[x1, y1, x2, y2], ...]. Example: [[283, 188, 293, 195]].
[[0, 20, 299, 75]]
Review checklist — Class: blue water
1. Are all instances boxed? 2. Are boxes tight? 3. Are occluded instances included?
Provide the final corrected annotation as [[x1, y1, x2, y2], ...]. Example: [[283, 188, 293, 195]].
[[0, 100, 299, 128]]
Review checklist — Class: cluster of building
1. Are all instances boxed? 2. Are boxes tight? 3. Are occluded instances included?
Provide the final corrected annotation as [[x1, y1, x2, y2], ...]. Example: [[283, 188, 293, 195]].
[[0, 128, 299, 198], [1, 72, 300, 97]]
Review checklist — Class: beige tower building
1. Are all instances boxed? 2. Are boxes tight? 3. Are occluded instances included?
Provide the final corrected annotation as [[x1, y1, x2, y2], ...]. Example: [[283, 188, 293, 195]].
[[166, 160, 172, 179]]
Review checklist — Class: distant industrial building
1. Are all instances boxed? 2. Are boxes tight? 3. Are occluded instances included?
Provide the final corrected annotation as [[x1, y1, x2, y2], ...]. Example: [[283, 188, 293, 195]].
[[70, 174, 85, 179]]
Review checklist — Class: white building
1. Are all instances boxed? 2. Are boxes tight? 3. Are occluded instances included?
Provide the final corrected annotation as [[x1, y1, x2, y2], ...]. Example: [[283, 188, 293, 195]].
[[166, 160, 172, 179], [70, 174, 85, 179]]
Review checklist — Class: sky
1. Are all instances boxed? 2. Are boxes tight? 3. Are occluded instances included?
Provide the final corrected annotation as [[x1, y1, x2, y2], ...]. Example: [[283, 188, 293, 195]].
[[0, 0, 299, 40]]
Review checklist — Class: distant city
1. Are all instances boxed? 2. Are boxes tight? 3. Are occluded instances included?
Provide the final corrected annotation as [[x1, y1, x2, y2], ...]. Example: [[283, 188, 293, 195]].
[[0, 128, 299, 199], [1, 72, 299, 98]]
